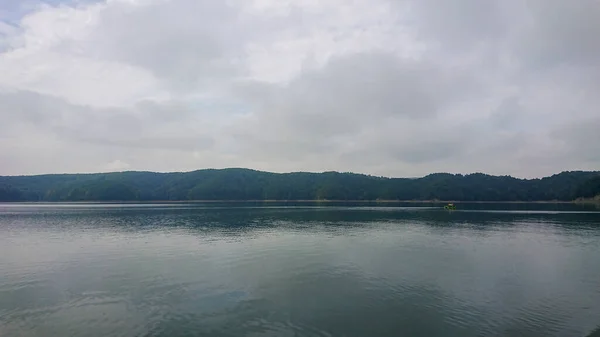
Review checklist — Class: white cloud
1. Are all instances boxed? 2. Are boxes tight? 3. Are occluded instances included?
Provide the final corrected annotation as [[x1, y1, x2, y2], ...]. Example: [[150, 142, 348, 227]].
[[0, 0, 599, 177]]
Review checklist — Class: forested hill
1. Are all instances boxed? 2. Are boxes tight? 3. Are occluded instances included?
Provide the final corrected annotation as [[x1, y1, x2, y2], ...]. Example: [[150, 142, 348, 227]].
[[0, 169, 599, 202]]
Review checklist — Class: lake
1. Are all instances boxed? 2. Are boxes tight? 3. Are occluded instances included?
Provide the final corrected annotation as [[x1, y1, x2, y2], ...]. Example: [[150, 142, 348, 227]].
[[1, 202, 599, 337]]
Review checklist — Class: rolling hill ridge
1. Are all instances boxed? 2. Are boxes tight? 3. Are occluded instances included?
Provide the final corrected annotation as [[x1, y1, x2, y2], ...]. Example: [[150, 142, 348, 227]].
[[1, 169, 599, 202]]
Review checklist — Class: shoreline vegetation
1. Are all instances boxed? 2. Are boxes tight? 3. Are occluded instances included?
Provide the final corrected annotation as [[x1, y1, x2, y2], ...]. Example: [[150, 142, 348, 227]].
[[2, 200, 594, 204], [1, 168, 599, 203], [574, 196, 600, 204]]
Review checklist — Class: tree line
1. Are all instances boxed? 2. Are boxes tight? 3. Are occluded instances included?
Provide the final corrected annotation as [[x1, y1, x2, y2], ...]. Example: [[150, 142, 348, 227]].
[[0, 168, 599, 202]]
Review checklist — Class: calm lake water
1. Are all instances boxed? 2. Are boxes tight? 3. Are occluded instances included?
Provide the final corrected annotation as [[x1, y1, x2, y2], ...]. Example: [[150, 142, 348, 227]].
[[1, 203, 600, 337]]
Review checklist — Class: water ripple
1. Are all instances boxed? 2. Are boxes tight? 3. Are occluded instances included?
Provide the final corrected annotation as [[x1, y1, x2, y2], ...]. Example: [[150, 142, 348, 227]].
[[1, 204, 599, 337]]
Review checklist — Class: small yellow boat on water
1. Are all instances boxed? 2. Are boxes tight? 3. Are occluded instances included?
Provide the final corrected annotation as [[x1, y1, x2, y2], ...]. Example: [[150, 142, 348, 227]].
[[444, 203, 456, 210]]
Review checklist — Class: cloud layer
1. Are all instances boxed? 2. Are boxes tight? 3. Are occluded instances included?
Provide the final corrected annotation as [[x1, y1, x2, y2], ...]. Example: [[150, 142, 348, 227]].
[[1, 0, 599, 177]]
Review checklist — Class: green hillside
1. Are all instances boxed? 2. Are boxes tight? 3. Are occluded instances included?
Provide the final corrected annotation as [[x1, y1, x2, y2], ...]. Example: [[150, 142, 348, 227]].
[[1, 169, 599, 202]]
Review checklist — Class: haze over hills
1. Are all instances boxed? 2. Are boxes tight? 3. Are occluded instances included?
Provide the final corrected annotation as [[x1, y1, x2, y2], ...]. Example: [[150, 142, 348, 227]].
[[1, 169, 599, 202]]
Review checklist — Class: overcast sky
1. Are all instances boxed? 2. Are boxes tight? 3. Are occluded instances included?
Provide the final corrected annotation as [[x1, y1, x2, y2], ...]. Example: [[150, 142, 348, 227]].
[[0, 0, 599, 178]]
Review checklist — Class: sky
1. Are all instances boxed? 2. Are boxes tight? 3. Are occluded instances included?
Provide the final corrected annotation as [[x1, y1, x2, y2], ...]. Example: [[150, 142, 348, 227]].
[[0, 0, 599, 178]]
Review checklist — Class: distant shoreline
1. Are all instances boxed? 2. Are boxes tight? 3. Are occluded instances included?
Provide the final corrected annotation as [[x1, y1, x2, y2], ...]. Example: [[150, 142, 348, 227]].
[[2, 168, 597, 203], [574, 196, 600, 205], [0, 200, 587, 204]]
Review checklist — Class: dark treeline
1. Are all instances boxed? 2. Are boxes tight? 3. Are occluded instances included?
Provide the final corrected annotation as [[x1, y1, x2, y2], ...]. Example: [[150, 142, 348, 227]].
[[0, 169, 599, 202]]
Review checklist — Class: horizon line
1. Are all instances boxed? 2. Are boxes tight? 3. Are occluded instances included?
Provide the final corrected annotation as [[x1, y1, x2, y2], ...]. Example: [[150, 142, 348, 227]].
[[1, 167, 597, 180]]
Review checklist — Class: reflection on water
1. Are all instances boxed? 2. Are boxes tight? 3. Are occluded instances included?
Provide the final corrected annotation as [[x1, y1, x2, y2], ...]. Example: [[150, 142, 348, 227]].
[[1, 203, 599, 337]]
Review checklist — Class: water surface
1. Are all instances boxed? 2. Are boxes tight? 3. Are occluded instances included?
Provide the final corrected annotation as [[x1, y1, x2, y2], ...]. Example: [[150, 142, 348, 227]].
[[1, 203, 599, 337]]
